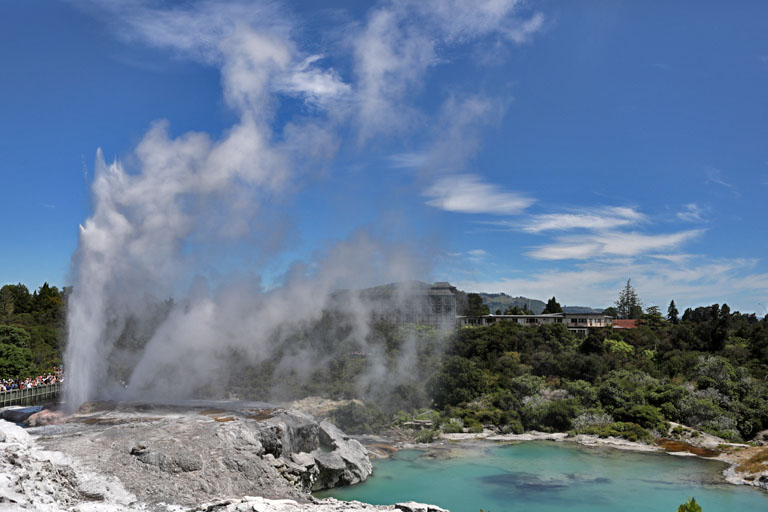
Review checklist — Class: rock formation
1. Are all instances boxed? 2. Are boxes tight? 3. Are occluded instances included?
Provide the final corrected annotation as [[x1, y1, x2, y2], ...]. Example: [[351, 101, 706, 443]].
[[22, 402, 374, 507]]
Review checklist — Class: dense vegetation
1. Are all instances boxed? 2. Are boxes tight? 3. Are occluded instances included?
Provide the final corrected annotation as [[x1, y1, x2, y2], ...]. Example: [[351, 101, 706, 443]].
[[0, 283, 67, 379], [426, 303, 768, 443]]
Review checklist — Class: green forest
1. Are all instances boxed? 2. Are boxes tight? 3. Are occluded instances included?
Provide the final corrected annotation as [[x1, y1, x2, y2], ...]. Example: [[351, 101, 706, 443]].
[[423, 302, 768, 443], [0, 283, 67, 379]]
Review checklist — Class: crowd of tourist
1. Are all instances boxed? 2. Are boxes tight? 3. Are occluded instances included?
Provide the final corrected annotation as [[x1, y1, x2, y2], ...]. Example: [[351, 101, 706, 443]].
[[0, 367, 63, 392]]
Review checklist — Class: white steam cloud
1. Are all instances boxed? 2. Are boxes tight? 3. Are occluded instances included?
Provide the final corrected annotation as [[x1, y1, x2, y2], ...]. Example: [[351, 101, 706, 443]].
[[64, 0, 543, 409]]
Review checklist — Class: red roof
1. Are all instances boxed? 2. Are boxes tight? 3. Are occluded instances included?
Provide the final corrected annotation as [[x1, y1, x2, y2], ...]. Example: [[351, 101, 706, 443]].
[[612, 319, 638, 329]]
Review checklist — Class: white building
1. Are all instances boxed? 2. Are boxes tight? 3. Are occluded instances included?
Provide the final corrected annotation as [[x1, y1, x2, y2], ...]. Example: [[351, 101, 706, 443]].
[[456, 312, 614, 335]]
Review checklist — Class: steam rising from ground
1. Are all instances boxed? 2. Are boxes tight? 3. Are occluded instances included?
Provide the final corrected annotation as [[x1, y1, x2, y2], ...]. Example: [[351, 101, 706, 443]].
[[64, 0, 542, 409]]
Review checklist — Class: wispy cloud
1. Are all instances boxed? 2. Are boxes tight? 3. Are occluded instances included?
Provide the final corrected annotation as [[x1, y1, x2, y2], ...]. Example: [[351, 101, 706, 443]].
[[705, 168, 733, 188], [648, 253, 696, 264], [527, 230, 704, 260], [676, 203, 707, 223], [390, 95, 504, 174], [457, 249, 488, 263], [520, 206, 645, 233], [389, 152, 429, 169], [424, 174, 535, 215], [80, 0, 350, 113], [351, 0, 543, 140]]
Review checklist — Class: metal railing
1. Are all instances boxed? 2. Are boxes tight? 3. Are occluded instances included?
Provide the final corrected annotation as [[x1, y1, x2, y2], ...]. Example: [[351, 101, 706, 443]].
[[0, 383, 61, 407]]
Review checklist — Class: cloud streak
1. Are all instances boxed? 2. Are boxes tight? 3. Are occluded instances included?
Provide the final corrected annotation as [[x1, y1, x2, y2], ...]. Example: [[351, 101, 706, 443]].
[[520, 206, 645, 233], [424, 174, 535, 215], [527, 229, 704, 260]]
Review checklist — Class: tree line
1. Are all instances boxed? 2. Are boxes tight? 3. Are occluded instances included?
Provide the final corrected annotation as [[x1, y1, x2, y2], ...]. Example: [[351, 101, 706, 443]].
[[0, 283, 68, 379]]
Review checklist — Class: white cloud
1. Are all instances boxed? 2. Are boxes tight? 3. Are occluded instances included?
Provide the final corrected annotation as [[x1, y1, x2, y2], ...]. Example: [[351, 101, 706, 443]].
[[467, 249, 487, 257], [676, 203, 707, 223], [350, 0, 543, 140], [424, 174, 535, 215], [521, 206, 645, 233], [454, 257, 768, 313], [85, 0, 350, 114], [527, 230, 704, 260]]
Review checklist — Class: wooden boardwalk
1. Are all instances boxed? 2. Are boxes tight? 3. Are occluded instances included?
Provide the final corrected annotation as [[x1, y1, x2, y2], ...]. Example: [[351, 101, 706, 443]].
[[0, 383, 61, 407]]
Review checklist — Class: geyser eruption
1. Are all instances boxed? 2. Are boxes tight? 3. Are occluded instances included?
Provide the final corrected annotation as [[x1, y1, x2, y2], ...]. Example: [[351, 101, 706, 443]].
[[63, 5, 356, 408], [64, 0, 542, 409]]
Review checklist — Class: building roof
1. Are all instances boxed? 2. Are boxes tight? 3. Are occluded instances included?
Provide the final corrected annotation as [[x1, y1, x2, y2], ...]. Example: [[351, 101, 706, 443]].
[[612, 319, 638, 329]]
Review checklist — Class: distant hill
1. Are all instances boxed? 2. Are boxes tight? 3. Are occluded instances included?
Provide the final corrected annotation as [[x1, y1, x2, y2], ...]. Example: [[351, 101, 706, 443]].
[[477, 293, 546, 314], [353, 284, 604, 316], [562, 306, 605, 314], [475, 292, 604, 315]]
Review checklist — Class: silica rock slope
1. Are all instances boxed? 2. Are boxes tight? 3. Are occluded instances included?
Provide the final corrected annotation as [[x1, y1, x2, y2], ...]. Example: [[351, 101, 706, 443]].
[[1, 401, 428, 511], [0, 418, 144, 511]]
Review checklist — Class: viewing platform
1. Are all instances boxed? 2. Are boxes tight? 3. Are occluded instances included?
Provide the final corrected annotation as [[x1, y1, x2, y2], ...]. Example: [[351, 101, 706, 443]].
[[0, 383, 61, 407]]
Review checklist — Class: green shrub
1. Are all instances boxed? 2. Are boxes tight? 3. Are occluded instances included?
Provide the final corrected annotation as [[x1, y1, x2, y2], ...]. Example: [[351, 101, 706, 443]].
[[542, 400, 580, 431], [413, 428, 437, 443], [499, 420, 524, 434], [660, 402, 681, 422], [475, 408, 503, 425], [441, 418, 464, 434], [677, 497, 702, 512], [615, 405, 669, 433], [464, 418, 484, 433], [330, 401, 387, 435]]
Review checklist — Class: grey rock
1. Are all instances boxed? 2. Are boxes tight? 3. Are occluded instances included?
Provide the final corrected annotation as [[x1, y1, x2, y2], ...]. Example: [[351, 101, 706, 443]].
[[395, 502, 450, 512], [32, 403, 374, 507], [194, 496, 451, 512], [0, 407, 37, 424], [311, 421, 373, 490]]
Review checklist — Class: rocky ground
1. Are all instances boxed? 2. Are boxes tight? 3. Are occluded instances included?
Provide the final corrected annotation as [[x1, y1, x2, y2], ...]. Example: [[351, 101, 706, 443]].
[[0, 401, 446, 511]]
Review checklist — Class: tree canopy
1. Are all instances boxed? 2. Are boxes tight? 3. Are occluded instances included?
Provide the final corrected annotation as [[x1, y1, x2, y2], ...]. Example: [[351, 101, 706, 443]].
[[0, 282, 67, 378], [543, 296, 563, 314], [465, 293, 490, 316]]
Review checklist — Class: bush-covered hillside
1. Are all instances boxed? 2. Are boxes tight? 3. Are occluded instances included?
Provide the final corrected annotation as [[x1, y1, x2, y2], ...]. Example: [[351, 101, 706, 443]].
[[427, 305, 768, 442]]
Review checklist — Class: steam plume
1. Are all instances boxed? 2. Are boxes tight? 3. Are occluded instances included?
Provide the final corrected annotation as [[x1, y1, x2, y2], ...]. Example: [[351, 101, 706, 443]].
[[64, 0, 543, 409]]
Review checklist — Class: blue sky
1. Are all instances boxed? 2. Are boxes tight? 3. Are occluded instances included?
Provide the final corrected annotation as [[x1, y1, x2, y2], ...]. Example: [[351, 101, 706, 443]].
[[1, 1, 767, 313]]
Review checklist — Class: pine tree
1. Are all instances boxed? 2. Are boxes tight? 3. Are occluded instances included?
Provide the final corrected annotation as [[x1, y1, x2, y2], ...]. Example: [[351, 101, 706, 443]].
[[667, 300, 679, 324], [615, 279, 642, 319], [543, 296, 563, 314]]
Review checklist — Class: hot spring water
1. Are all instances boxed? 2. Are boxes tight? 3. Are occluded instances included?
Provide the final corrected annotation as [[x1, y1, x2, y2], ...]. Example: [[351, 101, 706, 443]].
[[316, 441, 768, 512]]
